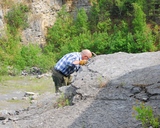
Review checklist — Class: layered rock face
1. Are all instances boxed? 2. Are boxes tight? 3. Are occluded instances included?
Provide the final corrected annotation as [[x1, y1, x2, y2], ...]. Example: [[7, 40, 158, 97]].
[[0, 0, 91, 45], [0, 51, 160, 128]]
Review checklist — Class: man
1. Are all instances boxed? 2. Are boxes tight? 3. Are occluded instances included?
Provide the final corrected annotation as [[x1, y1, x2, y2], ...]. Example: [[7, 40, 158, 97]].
[[52, 49, 92, 92]]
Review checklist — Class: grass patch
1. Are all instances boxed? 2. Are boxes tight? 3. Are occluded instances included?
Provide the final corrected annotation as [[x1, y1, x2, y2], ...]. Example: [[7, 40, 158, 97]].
[[0, 75, 55, 94], [7, 99, 24, 103], [0, 75, 55, 110], [54, 93, 71, 108]]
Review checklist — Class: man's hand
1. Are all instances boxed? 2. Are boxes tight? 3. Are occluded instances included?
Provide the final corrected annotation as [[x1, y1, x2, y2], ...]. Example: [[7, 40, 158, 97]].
[[79, 60, 87, 65]]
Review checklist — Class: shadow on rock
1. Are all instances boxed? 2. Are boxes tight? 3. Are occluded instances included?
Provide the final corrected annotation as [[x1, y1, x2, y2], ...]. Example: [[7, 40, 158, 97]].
[[0, 52, 160, 128], [67, 52, 160, 128]]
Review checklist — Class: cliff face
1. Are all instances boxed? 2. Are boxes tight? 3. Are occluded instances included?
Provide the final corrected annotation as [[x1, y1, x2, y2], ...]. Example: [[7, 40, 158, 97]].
[[0, 0, 91, 45]]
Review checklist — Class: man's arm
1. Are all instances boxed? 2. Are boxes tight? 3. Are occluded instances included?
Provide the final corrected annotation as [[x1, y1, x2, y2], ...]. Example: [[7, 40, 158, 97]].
[[73, 60, 87, 65]]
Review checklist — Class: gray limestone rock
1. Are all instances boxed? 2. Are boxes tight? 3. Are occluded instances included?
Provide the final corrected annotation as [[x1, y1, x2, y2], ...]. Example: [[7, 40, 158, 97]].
[[0, 51, 160, 128]]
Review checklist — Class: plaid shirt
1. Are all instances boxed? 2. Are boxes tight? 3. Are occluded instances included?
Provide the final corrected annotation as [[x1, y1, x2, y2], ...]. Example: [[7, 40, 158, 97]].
[[54, 52, 81, 76]]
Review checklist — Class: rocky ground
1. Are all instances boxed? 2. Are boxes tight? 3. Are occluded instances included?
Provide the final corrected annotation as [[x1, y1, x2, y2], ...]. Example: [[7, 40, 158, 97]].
[[0, 51, 160, 128]]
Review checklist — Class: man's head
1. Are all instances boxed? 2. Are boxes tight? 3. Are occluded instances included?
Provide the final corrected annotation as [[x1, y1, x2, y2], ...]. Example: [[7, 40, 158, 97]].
[[81, 49, 92, 60]]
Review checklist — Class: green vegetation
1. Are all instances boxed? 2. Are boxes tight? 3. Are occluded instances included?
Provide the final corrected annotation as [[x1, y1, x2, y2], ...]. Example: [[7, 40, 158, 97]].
[[0, 0, 159, 75], [46, 0, 159, 60], [5, 4, 29, 36], [133, 103, 160, 128], [56, 93, 71, 107], [0, 3, 54, 76]]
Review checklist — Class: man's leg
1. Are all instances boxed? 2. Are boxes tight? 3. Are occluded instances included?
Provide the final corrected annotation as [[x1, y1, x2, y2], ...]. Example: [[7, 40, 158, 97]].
[[63, 75, 72, 85], [52, 69, 65, 92]]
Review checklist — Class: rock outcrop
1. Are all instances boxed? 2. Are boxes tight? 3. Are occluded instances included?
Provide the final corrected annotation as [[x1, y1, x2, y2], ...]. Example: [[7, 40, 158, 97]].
[[0, 0, 91, 45], [0, 51, 160, 128]]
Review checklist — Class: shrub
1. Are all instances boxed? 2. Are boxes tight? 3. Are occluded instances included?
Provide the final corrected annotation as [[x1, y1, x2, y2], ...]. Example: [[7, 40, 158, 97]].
[[133, 103, 160, 128], [20, 44, 54, 72], [5, 4, 29, 35], [56, 93, 71, 108]]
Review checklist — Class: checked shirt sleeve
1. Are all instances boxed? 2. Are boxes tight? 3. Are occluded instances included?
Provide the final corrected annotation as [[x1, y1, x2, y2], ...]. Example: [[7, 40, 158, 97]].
[[55, 52, 81, 76]]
